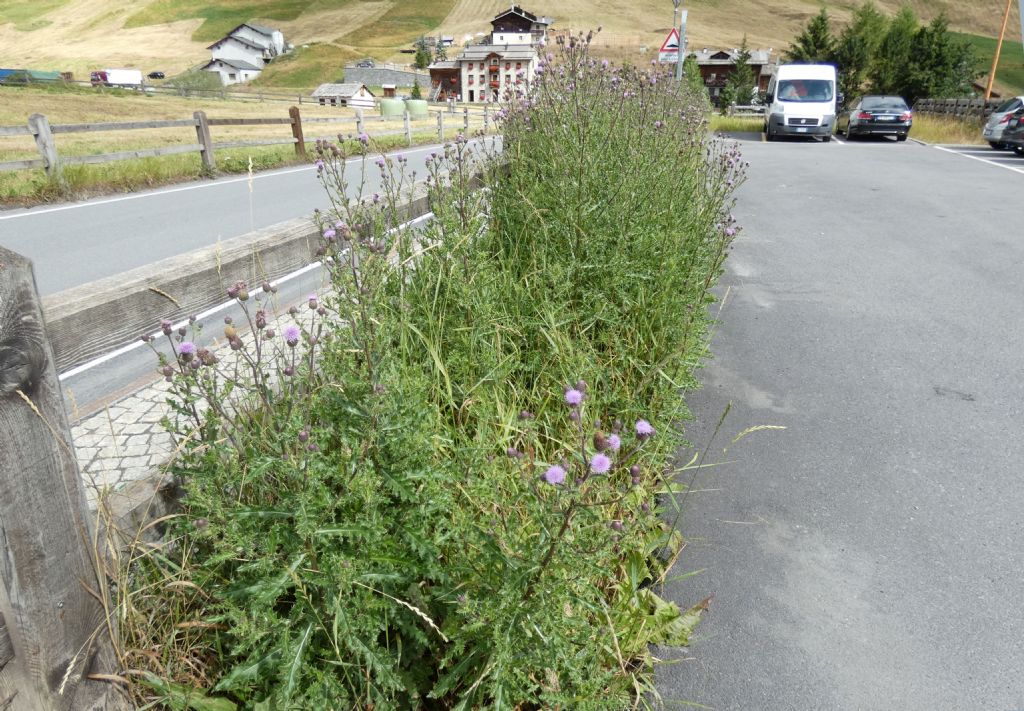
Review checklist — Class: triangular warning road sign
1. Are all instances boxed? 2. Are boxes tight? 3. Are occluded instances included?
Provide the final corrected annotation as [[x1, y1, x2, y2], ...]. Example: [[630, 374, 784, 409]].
[[660, 28, 680, 53]]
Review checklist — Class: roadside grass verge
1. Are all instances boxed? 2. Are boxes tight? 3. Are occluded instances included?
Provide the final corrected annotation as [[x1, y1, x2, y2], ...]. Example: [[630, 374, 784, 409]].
[[0, 129, 481, 205], [710, 114, 764, 134], [910, 113, 986, 145], [111, 35, 742, 709]]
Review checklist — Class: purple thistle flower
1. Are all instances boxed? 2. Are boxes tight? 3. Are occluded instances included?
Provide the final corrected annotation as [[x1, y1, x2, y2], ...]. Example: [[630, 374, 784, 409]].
[[323, 228, 336, 240], [308, 294, 318, 310], [564, 388, 584, 406], [178, 341, 196, 356], [315, 159, 324, 170], [284, 325, 301, 346], [358, 132, 369, 146], [607, 434, 621, 451], [635, 419, 655, 439], [590, 453, 612, 474], [543, 465, 566, 485]]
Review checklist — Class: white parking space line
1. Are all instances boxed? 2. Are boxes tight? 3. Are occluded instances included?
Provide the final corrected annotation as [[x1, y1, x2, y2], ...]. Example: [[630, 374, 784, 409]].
[[934, 145, 1024, 175]]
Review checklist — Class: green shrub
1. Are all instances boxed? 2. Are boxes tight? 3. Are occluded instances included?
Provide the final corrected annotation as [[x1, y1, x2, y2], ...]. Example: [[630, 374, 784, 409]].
[[121, 30, 742, 709]]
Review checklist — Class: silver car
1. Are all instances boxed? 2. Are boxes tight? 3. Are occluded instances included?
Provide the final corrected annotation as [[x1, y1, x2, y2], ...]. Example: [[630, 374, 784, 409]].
[[983, 96, 1024, 149]]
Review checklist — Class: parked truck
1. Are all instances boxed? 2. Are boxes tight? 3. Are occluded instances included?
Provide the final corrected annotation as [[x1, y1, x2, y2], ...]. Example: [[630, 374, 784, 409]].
[[90, 69, 144, 89]]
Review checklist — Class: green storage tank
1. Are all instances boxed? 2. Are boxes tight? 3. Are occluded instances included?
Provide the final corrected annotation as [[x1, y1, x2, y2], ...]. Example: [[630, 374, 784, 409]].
[[379, 98, 405, 117], [404, 99, 428, 117]]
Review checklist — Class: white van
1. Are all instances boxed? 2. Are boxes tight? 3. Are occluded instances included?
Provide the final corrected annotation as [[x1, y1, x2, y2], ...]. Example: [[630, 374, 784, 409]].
[[764, 64, 838, 142]]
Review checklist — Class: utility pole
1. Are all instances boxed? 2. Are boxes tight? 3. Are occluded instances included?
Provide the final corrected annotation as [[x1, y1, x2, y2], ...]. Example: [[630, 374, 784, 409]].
[[673, 0, 685, 81], [985, 0, 1014, 100]]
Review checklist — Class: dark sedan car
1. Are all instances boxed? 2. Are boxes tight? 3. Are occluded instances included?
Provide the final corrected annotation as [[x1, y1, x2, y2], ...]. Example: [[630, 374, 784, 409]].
[[1000, 108, 1024, 156], [147, 71, 165, 79], [837, 95, 912, 141]]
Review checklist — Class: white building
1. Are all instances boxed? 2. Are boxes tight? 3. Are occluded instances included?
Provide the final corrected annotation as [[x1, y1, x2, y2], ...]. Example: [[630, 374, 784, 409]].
[[429, 6, 552, 103], [312, 83, 376, 108], [200, 58, 263, 86], [201, 22, 287, 86]]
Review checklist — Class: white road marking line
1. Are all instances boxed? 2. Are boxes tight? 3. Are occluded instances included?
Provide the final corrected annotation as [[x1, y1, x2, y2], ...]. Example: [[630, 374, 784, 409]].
[[57, 211, 436, 380], [831, 136, 844, 145], [0, 145, 439, 221], [934, 145, 1024, 175]]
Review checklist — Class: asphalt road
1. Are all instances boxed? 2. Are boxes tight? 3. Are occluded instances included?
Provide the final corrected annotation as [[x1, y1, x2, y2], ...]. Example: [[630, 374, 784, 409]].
[[0, 138, 500, 294], [658, 136, 1024, 709]]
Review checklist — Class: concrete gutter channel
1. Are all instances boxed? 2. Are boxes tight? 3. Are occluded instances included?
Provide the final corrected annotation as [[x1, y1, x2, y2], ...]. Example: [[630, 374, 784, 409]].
[[50, 185, 432, 534]]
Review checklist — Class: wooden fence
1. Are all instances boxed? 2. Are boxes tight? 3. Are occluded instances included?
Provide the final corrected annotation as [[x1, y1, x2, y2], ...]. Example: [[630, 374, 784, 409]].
[[913, 97, 1003, 120], [0, 105, 492, 177], [0, 246, 123, 710]]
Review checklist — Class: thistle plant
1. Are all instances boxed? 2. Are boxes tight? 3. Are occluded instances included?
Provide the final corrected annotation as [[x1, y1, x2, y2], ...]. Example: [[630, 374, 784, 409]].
[[120, 25, 741, 710]]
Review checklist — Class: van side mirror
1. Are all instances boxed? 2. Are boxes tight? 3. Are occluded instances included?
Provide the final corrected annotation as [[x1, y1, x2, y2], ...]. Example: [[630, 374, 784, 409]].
[[766, 92, 773, 102]]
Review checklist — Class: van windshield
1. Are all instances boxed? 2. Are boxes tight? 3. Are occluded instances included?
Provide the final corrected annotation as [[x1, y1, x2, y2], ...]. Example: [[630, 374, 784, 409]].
[[778, 79, 833, 102]]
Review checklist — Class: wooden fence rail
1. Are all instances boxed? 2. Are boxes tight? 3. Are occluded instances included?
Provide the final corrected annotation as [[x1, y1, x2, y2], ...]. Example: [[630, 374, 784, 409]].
[[0, 106, 491, 177]]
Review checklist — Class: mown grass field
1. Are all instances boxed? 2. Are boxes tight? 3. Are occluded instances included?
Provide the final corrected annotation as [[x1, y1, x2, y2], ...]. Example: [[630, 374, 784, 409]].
[[0, 84, 482, 204]]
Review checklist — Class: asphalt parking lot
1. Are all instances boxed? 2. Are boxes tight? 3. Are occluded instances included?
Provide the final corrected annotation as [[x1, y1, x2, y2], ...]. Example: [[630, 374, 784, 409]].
[[658, 133, 1024, 709]]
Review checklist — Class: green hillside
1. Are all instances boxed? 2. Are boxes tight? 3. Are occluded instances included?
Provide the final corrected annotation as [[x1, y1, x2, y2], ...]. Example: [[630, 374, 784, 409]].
[[953, 32, 1024, 96]]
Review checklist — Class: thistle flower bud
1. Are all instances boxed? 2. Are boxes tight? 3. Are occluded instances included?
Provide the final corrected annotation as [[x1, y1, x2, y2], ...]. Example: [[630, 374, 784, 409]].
[[224, 325, 237, 340]]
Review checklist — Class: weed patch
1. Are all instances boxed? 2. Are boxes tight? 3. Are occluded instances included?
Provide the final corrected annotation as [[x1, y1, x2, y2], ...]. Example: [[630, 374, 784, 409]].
[[115, 32, 742, 708]]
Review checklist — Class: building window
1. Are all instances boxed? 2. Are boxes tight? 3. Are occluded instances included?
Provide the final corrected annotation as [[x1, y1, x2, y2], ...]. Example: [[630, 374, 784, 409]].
[[468, 76, 474, 84], [505, 62, 511, 69], [479, 74, 484, 83], [228, 73, 236, 80], [516, 62, 522, 69]]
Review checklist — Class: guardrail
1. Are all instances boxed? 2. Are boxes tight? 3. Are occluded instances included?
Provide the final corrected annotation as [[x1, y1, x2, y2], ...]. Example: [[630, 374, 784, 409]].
[[0, 105, 492, 176], [726, 104, 766, 116], [913, 97, 1002, 120]]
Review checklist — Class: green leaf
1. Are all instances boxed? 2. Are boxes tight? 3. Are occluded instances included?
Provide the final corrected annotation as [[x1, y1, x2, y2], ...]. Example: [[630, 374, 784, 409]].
[[283, 623, 313, 702], [138, 672, 238, 711], [213, 648, 283, 692]]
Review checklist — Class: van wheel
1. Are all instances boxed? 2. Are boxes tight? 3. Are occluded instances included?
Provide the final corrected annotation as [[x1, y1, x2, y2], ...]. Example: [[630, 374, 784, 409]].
[[765, 124, 775, 141]]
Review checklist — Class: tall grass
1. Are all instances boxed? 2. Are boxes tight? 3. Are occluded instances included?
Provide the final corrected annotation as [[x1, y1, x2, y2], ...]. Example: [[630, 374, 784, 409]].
[[910, 113, 986, 145], [111, 31, 741, 709]]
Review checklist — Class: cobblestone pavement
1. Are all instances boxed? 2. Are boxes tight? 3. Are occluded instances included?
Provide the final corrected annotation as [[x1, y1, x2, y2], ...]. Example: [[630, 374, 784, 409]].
[[72, 377, 175, 505]]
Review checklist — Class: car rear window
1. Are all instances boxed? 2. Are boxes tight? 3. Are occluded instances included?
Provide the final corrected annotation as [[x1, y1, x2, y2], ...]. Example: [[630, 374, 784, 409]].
[[862, 96, 908, 110], [995, 98, 1022, 113]]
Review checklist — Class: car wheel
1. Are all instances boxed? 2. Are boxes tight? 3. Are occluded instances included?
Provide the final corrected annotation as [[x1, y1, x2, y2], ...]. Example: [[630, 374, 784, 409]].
[[822, 134, 831, 142], [897, 134, 908, 142], [1014, 146, 1024, 156]]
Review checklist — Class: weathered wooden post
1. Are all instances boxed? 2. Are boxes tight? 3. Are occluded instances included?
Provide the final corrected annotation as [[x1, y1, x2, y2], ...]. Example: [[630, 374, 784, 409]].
[[0, 247, 121, 710], [356, 108, 364, 136], [289, 106, 306, 158], [463, 107, 469, 131], [27, 114, 59, 178], [483, 104, 490, 132], [193, 110, 216, 172], [437, 111, 444, 140], [404, 110, 412, 146]]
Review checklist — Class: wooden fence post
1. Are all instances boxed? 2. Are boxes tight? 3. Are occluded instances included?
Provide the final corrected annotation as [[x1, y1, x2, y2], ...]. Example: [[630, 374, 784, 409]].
[[463, 107, 469, 131], [289, 106, 306, 158], [27, 114, 59, 178], [0, 246, 121, 710], [437, 111, 444, 140], [193, 110, 216, 172], [483, 105, 490, 131], [404, 111, 412, 146], [356, 108, 364, 135]]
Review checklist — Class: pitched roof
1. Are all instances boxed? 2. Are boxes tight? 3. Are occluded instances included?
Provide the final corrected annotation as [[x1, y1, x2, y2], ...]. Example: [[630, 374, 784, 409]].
[[312, 82, 375, 98], [207, 35, 268, 51], [692, 48, 773, 65], [492, 5, 538, 23], [224, 22, 277, 38], [202, 58, 263, 71]]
